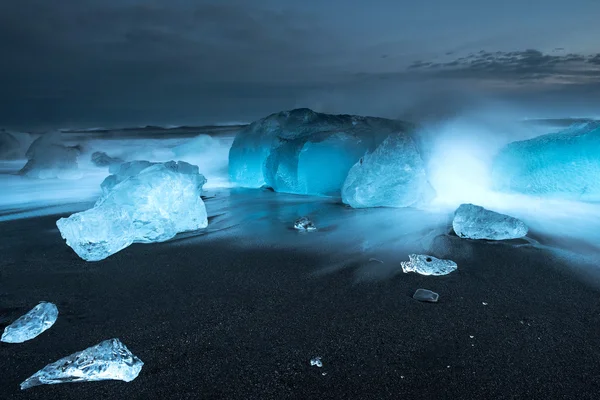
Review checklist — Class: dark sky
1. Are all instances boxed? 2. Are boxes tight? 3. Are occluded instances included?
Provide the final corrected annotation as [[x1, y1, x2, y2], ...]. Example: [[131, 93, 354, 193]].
[[2, 0, 600, 129]]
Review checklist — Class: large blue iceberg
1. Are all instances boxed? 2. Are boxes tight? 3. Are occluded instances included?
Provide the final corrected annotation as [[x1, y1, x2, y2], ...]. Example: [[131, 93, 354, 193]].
[[492, 122, 600, 201], [341, 133, 434, 208], [57, 161, 208, 262], [229, 108, 415, 196]]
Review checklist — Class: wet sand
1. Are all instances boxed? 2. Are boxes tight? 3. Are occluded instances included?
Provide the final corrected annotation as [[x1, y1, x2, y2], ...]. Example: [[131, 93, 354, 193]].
[[2, 212, 600, 399]]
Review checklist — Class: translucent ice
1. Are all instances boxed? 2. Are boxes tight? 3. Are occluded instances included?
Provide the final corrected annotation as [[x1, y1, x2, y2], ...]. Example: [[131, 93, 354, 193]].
[[19, 132, 82, 179], [341, 133, 434, 208], [229, 108, 414, 196], [492, 122, 600, 201], [57, 161, 208, 261], [294, 216, 316, 231], [401, 254, 457, 276], [452, 203, 528, 240], [413, 289, 439, 303], [1, 302, 58, 343], [21, 338, 143, 390]]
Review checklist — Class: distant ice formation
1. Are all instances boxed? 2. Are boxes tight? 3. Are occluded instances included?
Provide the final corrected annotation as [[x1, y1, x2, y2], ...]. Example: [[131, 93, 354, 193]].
[[0, 130, 22, 160], [492, 122, 600, 201], [91, 151, 124, 168], [21, 338, 143, 390], [401, 254, 457, 276], [229, 108, 416, 197], [19, 132, 82, 179], [1, 302, 58, 343], [342, 133, 434, 208], [452, 204, 528, 240], [57, 160, 208, 261]]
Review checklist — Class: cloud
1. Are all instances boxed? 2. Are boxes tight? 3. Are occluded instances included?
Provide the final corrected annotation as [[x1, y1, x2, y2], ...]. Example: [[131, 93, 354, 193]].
[[406, 49, 600, 85]]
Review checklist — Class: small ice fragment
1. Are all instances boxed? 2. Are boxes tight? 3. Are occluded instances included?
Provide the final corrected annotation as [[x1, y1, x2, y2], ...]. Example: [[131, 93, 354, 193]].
[[294, 217, 316, 231], [310, 357, 323, 367], [482, 302, 488, 306], [1, 302, 58, 343], [469, 335, 474, 339], [401, 254, 457, 276], [412, 289, 439, 303], [20, 338, 143, 390]]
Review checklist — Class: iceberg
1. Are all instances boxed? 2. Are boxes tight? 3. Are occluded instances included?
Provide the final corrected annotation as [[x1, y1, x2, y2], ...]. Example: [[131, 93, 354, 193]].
[[21, 338, 143, 390], [341, 133, 434, 208], [452, 204, 528, 240], [19, 132, 82, 179], [492, 122, 600, 201], [401, 254, 457, 276], [229, 108, 415, 196], [57, 161, 208, 261], [1, 302, 58, 343]]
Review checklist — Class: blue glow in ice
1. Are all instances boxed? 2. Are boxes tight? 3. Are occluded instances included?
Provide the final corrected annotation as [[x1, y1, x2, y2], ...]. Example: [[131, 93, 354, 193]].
[[1, 302, 58, 343], [492, 122, 600, 201], [229, 108, 413, 196]]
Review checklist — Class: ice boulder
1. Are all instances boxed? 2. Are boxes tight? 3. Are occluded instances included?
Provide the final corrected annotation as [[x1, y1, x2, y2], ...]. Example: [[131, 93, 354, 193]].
[[57, 161, 208, 261], [1, 302, 58, 343], [453, 204, 528, 240], [19, 132, 82, 179], [341, 133, 434, 208], [21, 338, 143, 390], [492, 122, 600, 201], [229, 108, 415, 196], [0, 130, 22, 160]]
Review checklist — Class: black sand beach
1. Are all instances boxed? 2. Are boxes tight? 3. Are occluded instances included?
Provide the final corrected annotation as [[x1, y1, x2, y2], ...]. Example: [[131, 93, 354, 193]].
[[2, 212, 600, 400]]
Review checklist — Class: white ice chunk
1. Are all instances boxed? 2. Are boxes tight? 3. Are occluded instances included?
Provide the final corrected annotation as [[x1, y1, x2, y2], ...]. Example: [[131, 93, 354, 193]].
[[56, 161, 208, 261], [401, 254, 457, 276], [342, 133, 434, 208], [20, 338, 143, 390], [1, 302, 58, 343], [452, 203, 528, 240], [310, 357, 323, 367], [413, 289, 439, 303]]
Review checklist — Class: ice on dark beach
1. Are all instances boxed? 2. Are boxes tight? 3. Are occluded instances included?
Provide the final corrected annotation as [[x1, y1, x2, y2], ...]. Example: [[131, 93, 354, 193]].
[[1, 302, 58, 343], [294, 216, 317, 231], [310, 357, 323, 367], [413, 289, 439, 303], [453, 203, 528, 240], [20, 338, 143, 390], [401, 254, 457, 276]]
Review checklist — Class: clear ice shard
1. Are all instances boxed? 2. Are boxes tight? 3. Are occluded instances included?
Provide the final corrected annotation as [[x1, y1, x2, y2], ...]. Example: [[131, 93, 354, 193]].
[[18, 132, 82, 179], [229, 108, 416, 196], [401, 254, 457, 276], [56, 161, 208, 262], [1, 302, 58, 343], [452, 203, 528, 240], [492, 122, 600, 201], [341, 133, 434, 208], [413, 289, 439, 303], [20, 338, 143, 390], [294, 216, 316, 231]]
